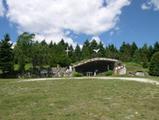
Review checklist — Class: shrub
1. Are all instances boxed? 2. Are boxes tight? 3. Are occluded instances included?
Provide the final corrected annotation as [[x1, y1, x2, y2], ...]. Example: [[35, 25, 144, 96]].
[[142, 62, 149, 68], [149, 52, 159, 76], [72, 72, 83, 77], [105, 70, 113, 76], [25, 64, 33, 72]]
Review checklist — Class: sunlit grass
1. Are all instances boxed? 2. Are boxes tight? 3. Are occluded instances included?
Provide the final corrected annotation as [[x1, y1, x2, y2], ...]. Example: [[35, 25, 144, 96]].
[[0, 79, 159, 120]]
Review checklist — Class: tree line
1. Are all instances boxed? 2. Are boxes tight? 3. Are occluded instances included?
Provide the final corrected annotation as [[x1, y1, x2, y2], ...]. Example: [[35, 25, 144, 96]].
[[0, 32, 159, 77]]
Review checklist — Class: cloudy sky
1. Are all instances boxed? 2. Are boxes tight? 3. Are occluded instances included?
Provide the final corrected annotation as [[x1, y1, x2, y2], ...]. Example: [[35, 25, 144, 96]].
[[0, 0, 159, 47]]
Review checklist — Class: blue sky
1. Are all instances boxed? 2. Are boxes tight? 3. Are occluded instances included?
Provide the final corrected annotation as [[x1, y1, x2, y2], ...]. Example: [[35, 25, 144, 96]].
[[0, 0, 159, 48]]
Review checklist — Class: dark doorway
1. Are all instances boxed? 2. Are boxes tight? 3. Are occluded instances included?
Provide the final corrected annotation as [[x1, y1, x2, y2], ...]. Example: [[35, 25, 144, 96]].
[[74, 60, 115, 76]]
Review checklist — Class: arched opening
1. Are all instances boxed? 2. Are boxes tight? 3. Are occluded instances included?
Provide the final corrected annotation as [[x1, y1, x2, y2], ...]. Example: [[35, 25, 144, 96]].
[[73, 58, 120, 76]]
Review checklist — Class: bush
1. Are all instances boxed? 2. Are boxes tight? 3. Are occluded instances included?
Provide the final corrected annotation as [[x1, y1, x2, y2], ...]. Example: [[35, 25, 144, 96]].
[[142, 62, 149, 68], [0, 71, 18, 78], [72, 72, 83, 77], [105, 70, 113, 76], [149, 52, 159, 76], [25, 64, 33, 72]]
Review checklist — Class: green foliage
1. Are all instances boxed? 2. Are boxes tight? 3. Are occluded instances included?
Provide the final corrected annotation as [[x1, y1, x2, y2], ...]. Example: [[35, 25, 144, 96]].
[[25, 64, 33, 71], [74, 44, 82, 62], [14, 32, 35, 72], [149, 52, 159, 76], [98, 42, 105, 57], [0, 34, 14, 74], [14, 64, 19, 71], [89, 40, 98, 58], [72, 72, 83, 77], [82, 40, 91, 59], [105, 70, 113, 76], [1, 32, 159, 78], [133, 44, 151, 65], [105, 44, 119, 59], [125, 62, 148, 74], [131, 42, 138, 56], [153, 42, 159, 53], [119, 42, 132, 62], [142, 62, 149, 68]]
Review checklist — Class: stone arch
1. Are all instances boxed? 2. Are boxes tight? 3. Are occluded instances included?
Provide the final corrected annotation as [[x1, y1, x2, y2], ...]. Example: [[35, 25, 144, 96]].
[[73, 58, 122, 76]]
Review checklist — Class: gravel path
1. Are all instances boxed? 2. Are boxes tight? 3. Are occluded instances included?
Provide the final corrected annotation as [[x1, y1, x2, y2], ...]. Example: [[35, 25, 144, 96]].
[[20, 77, 159, 85]]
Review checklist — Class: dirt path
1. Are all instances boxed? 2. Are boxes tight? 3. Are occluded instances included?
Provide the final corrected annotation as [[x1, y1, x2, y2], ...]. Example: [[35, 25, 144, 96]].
[[20, 77, 159, 85]]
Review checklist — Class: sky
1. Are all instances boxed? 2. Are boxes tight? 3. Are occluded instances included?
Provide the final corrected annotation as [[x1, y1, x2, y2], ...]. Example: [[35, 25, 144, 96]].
[[0, 0, 159, 48]]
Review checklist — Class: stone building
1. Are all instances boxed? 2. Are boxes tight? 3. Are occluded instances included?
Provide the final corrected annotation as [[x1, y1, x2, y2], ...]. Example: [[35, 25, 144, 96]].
[[72, 58, 126, 76]]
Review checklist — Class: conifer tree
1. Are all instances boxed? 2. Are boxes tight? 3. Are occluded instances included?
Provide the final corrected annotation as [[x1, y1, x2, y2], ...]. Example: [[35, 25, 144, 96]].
[[82, 40, 91, 59], [0, 34, 14, 74], [149, 52, 159, 76], [74, 44, 82, 62]]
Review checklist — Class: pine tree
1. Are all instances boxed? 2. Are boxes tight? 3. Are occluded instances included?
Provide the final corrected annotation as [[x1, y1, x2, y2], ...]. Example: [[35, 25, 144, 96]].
[[149, 52, 159, 76], [133, 44, 150, 68], [119, 42, 132, 62], [153, 42, 159, 53], [131, 42, 138, 57], [74, 44, 82, 62], [82, 40, 91, 59], [0, 34, 14, 74], [141, 44, 150, 68], [148, 45, 154, 61], [98, 42, 105, 57], [90, 40, 98, 58], [106, 44, 119, 59]]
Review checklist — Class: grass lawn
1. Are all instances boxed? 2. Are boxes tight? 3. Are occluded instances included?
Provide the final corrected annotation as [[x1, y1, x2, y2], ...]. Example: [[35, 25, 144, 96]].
[[124, 62, 148, 73], [149, 76, 159, 81], [0, 79, 159, 120]]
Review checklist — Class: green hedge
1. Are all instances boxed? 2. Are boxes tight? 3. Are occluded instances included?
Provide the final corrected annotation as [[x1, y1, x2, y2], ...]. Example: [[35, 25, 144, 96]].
[[105, 70, 113, 76], [72, 72, 83, 77]]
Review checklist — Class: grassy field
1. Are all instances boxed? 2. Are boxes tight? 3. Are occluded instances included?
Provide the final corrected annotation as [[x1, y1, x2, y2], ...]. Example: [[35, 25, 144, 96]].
[[124, 62, 159, 81], [124, 62, 148, 73], [0, 79, 159, 120]]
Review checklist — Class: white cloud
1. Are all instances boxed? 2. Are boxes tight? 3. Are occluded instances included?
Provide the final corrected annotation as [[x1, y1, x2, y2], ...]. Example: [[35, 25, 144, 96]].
[[142, 0, 159, 11], [5, 0, 131, 44], [141, 3, 151, 10], [0, 0, 4, 16], [35, 32, 77, 48], [109, 26, 120, 36]]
